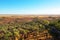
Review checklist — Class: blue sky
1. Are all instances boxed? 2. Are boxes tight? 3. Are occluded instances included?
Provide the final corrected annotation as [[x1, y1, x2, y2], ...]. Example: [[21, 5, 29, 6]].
[[0, 0, 60, 15]]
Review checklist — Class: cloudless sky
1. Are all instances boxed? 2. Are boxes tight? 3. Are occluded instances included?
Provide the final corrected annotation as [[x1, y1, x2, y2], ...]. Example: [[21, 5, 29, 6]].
[[0, 0, 60, 15]]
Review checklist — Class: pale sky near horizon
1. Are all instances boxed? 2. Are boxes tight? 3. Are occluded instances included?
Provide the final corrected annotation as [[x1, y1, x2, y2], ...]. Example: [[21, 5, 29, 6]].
[[0, 0, 60, 15]]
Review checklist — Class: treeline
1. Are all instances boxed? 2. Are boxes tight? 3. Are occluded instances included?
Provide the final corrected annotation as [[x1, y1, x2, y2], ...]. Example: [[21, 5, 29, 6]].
[[0, 17, 60, 40]]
